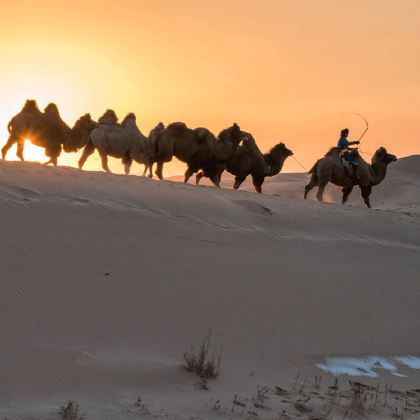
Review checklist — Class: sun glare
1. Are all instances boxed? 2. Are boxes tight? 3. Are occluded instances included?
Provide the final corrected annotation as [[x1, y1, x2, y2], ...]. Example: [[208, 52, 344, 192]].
[[5, 140, 47, 163]]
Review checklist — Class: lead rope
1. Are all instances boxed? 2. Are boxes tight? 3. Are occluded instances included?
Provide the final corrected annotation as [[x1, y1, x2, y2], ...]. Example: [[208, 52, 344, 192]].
[[291, 155, 309, 172], [359, 150, 373, 156]]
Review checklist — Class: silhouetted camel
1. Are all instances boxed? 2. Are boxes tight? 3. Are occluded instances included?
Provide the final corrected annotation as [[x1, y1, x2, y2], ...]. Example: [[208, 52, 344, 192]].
[[78, 111, 164, 176], [304, 147, 397, 208], [2, 100, 93, 166], [197, 141, 293, 193]]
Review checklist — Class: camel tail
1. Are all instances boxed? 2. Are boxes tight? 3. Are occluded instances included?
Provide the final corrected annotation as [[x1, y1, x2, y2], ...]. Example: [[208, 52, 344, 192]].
[[7, 117, 15, 133]]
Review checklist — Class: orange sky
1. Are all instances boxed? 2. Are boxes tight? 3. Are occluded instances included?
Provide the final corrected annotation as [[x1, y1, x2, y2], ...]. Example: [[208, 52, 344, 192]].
[[0, 0, 419, 175]]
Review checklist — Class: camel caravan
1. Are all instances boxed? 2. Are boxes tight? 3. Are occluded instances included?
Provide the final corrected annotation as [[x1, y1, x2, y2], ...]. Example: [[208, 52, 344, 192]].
[[2, 100, 397, 208]]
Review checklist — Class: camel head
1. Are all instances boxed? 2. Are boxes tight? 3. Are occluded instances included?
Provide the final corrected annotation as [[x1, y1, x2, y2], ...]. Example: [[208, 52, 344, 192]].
[[270, 143, 293, 158], [373, 147, 397, 165], [64, 113, 95, 152]]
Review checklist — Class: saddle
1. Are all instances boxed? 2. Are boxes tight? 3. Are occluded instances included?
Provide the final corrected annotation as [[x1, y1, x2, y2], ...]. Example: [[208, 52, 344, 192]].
[[341, 158, 359, 181], [340, 149, 360, 180]]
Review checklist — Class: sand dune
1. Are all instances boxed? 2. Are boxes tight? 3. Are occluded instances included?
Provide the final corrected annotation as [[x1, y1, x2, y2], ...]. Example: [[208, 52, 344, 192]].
[[171, 155, 420, 213], [0, 157, 419, 419]]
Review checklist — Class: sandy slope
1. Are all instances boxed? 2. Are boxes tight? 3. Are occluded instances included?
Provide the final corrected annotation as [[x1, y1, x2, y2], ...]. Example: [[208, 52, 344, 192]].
[[172, 155, 420, 213], [0, 157, 419, 419]]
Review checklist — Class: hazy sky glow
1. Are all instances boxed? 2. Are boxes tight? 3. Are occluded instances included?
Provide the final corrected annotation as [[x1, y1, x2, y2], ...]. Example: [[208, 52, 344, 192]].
[[0, 0, 419, 175]]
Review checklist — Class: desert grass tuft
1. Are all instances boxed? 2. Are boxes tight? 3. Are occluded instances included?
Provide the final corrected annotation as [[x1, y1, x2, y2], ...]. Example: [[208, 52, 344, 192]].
[[60, 401, 84, 420], [183, 330, 221, 379]]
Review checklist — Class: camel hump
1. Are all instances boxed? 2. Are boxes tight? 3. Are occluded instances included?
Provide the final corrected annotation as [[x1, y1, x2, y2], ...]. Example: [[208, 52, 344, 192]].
[[43, 103, 69, 131], [121, 113, 137, 128], [148, 122, 165, 141], [167, 122, 188, 137], [218, 123, 242, 143], [99, 109, 119, 125], [194, 127, 210, 143], [21, 99, 41, 114], [44, 103, 60, 114], [324, 147, 341, 157]]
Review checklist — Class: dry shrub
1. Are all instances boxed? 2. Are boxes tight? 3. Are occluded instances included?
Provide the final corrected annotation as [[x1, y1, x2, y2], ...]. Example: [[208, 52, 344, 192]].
[[183, 331, 221, 379], [60, 401, 84, 420]]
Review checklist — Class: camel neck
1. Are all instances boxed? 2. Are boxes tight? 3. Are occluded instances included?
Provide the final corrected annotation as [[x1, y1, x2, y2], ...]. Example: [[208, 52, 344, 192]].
[[369, 159, 388, 186]]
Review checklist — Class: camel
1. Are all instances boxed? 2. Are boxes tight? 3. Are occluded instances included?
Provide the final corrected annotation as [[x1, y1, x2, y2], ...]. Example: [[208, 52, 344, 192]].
[[2, 100, 93, 166], [304, 147, 397, 208], [141, 122, 165, 177], [78, 112, 161, 176], [149, 122, 252, 185], [197, 141, 293, 193]]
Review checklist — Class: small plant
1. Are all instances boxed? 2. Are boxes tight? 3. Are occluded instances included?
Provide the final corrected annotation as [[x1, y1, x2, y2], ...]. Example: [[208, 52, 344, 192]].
[[183, 330, 221, 379], [231, 394, 246, 412], [313, 375, 322, 390], [253, 386, 271, 410], [292, 373, 301, 391], [294, 397, 312, 415], [327, 378, 340, 401], [274, 386, 289, 398], [134, 397, 151, 415], [211, 399, 221, 411], [299, 376, 308, 394], [349, 381, 367, 416], [194, 376, 209, 391], [60, 400, 84, 420]]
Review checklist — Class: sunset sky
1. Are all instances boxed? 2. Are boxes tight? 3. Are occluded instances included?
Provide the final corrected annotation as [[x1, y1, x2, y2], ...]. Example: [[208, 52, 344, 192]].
[[0, 0, 419, 175]]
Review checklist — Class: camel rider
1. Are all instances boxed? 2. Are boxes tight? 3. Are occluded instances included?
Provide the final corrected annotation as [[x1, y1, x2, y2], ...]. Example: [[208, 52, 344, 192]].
[[337, 128, 360, 180]]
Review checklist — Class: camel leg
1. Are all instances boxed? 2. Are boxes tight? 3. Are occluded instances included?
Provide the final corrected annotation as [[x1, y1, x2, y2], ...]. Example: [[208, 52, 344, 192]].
[[1, 136, 17, 160], [210, 173, 221, 187], [184, 167, 194, 183], [360, 185, 372, 208], [217, 169, 224, 185], [122, 151, 132, 175], [16, 139, 25, 161], [342, 185, 354, 204], [123, 160, 132, 175], [304, 174, 318, 199], [234, 176, 246, 190], [155, 162, 164, 180], [98, 149, 111, 173], [252, 175, 264, 194], [316, 181, 327, 202], [195, 171, 204, 185], [44, 157, 58, 166], [78, 141, 95, 170]]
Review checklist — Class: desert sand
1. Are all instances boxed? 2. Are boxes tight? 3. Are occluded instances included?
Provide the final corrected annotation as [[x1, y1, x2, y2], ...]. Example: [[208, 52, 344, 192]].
[[0, 156, 419, 419]]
